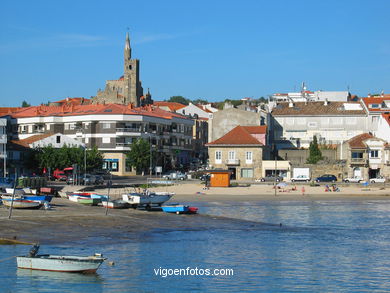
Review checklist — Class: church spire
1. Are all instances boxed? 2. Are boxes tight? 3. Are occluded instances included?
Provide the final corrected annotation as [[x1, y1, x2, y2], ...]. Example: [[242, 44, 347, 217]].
[[124, 32, 131, 60]]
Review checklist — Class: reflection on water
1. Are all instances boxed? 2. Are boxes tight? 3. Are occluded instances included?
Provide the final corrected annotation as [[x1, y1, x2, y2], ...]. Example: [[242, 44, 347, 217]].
[[1, 199, 390, 292]]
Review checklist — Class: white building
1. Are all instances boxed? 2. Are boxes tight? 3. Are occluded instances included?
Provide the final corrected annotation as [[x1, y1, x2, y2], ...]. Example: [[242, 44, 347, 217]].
[[176, 103, 217, 119], [375, 113, 390, 142], [271, 101, 368, 149], [270, 87, 350, 110]]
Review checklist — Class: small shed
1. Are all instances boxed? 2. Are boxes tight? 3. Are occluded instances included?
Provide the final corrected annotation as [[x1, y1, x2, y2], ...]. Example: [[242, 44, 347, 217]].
[[209, 170, 232, 187]]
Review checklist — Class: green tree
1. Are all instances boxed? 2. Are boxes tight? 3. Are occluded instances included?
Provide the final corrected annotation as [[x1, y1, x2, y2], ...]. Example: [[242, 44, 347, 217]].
[[306, 136, 323, 164], [21, 100, 31, 107], [167, 96, 190, 105], [192, 98, 208, 105], [126, 138, 151, 174], [34, 145, 103, 171], [86, 146, 104, 171]]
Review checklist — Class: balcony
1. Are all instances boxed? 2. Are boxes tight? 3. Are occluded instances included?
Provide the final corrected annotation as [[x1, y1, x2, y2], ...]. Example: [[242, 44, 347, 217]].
[[116, 127, 142, 134], [225, 159, 240, 165], [350, 158, 367, 165]]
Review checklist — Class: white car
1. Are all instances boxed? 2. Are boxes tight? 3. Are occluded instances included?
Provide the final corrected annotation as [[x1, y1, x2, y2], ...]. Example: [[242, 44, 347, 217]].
[[291, 175, 311, 182], [370, 176, 386, 183], [343, 177, 362, 183]]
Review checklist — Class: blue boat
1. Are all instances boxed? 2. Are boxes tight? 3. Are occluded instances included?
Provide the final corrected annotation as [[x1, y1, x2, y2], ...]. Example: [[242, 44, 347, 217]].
[[161, 204, 198, 214], [22, 195, 53, 202]]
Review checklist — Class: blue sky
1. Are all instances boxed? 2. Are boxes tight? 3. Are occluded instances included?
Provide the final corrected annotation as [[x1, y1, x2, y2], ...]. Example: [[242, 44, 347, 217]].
[[1, 0, 389, 106]]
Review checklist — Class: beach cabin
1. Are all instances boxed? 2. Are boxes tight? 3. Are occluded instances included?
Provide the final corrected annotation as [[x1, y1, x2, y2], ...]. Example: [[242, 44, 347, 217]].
[[209, 170, 232, 187]]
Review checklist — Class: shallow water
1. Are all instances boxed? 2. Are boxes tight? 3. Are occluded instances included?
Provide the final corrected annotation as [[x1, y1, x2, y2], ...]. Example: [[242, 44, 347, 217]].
[[1, 199, 390, 292]]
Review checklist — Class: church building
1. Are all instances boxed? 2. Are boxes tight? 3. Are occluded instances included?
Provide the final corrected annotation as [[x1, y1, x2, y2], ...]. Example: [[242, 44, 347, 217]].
[[92, 32, 153, 106]]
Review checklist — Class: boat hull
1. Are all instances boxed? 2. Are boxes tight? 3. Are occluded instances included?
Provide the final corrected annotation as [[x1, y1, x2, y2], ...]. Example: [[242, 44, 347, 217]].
[[17, 255, 105, 273], [101, 200, 129, 209], [77, 198, 101, 206], [23, 195, 53, 202], [122, 192, 174, 206], [162, 205, 198, 214], [2, 199, 42, 209]]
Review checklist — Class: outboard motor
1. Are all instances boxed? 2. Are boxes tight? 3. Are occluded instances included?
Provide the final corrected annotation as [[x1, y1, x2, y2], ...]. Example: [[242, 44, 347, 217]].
[[29, 244, 40, 257]]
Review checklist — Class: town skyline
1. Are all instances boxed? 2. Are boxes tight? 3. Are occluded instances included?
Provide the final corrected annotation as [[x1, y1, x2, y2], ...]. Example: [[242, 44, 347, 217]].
[[1, 0, 390, 107]]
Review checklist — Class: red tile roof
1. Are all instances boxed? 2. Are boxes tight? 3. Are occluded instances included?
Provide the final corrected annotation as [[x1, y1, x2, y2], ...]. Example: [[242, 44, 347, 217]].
[[361, 96, 390, 112], [206, 126, 265, 146], [10, 133, 54, 148], [8, 103, 190, 121], [153, 101, 186, 111], [195, 104, 213, 113], [382, 113, 390, 126], [347, 133, 374, 149], [0, 107, 22, 116]]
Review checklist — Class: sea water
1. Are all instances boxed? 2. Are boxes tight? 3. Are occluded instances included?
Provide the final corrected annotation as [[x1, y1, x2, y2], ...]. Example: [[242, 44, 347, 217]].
[[1, 199, 390, 292]]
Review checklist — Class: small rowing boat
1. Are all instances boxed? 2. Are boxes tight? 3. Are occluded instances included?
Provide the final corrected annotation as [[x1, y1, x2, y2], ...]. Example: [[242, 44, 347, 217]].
[[2, 199, 42, 209], [161, 204, 198, 214], [17, 245, 106, 273]]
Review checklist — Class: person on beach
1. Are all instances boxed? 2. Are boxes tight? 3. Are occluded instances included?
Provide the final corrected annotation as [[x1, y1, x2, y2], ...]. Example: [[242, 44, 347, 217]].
[[301, 186, 305, 196]]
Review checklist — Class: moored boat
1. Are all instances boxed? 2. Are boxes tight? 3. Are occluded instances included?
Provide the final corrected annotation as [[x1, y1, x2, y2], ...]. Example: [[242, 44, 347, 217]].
[[17, 245, 106, 273], [101, 199, 129, 209], [2, 199, 42, 209], [77, 197, 101, 206], [161, 204, 198, 214], [122, 191, 174, 208], [22, 195, 53, 202]]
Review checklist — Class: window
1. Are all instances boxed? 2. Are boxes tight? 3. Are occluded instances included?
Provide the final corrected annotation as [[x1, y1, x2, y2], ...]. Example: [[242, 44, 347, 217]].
[[308, 122, 317, 127], [352, 152, 363, 159], [102, 137, 111, 143], [102, 123, 111, 129], [228, 151, 236, 160], [369, 104, 380, 108], [56, 136, 61, 144], [215, 151, 222, 163], [246, 151, 253, 164], [370, 150, 379, 158], [241, 168, 254, 178]]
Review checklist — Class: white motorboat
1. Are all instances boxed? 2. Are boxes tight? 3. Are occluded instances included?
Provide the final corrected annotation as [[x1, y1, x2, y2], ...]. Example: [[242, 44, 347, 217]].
[[17, 245, 106, 273], [122, 191, 174, 209]]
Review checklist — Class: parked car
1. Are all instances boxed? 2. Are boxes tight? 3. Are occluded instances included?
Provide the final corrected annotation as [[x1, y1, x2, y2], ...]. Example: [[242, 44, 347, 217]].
[[256, 175, 283, 182], [370, 176, 386, 183], [315, 174, 337, 183], [291, 175, 311, 182], [162, 171, 187, 180], [81, 174, 105, 185], [343, 176, 362, 183]]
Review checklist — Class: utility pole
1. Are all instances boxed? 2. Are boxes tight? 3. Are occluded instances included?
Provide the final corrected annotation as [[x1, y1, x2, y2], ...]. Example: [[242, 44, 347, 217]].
[[149, 134, 152, 177], [274, 144, 277, 197]]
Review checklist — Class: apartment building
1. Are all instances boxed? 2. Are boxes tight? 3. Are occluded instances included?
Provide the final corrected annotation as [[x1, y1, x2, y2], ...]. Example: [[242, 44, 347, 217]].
[[7, 103, 194, 176], [270, 101, 368, 149]]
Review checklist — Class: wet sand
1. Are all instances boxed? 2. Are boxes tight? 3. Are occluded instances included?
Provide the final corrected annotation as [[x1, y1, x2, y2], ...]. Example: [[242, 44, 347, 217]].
[[1, 183, 390, 245]]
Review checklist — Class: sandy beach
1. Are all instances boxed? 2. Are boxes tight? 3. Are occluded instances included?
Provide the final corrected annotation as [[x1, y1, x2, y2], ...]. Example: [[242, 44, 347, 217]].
[[1, 182, 390, 245]]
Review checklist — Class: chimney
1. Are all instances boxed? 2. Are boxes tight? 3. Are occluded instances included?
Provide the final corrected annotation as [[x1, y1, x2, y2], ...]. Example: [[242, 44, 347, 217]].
[[289, 102, 294, 108], [324, 98, 328, 106]]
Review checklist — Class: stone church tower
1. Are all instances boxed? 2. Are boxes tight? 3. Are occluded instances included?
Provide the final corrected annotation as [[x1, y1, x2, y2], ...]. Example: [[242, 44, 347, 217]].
[[93, 32, 152, 106]]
